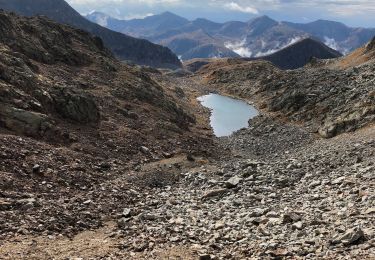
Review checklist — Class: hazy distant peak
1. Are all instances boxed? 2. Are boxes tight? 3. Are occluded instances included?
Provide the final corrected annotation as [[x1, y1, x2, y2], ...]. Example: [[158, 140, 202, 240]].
[[159, 11, 179, 17], [249, 15, 276, 24]]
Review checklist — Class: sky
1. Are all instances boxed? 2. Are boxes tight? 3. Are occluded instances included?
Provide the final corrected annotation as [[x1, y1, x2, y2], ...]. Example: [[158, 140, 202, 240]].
[[67, 0, 375, 27]]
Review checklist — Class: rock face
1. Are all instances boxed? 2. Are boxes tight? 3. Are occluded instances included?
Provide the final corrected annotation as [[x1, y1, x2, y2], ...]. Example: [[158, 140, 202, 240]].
[[0, 0, 181, 69]]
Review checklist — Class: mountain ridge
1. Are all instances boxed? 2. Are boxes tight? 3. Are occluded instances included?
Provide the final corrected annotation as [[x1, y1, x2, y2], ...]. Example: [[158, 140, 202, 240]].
[[252, 37, 343, 69], [86, 11, 375, 61]]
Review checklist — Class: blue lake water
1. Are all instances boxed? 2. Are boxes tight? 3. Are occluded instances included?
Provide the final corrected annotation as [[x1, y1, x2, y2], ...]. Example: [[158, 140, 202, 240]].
[[197, 93, 259, 137]]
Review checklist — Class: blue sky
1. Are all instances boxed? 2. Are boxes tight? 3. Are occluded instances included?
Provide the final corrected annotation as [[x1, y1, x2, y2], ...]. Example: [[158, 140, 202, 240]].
[[67, 0, 375, 27]]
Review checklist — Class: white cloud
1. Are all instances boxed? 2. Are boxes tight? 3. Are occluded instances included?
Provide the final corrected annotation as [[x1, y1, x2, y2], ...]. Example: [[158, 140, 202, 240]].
[[225, 39, 253, 57], [124, 13, 154, 20], [255, 36, 303, 57], [68, 0, 181, 5], [224, 2, 259, 14], [67, 0, 375, 27], [324, 36, 350, 54]]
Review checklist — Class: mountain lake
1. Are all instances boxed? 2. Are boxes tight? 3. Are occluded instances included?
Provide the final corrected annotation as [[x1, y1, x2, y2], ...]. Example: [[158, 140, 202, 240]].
[[197, 93, 259, 137]]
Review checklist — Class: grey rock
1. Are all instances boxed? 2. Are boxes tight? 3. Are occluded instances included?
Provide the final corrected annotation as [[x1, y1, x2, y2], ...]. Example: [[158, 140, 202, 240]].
[[225, 176, 242, 188], [122, 208, 132, 218], [332, 227, 365, 246], [140, 146, 150, 154], [202, 189, 228, 200]]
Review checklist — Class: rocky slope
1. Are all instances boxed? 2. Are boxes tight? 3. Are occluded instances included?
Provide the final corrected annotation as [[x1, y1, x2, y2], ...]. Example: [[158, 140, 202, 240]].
[[0, 0, 181, 69], [0, 10, 216, 244], [3, 75, 373, 259], [334, 36, 375, 69], [107, 117, 375, 259]]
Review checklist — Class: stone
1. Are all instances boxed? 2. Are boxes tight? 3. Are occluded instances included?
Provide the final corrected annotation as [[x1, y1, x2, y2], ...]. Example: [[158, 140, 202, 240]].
[[162, 152, 173, 158], [202, 189, 228, 200], [266, 211, 279, 218], [282, 212, 302, 223], [199, 255, 212, 260], [0, 199, 12, 210], [364, 208, 375, 215], [18, 198, 37, 210], [332, 227, 365, 246], [187, 154, 195, 161], [32, 164, 41, 174], [52, 89, 100, 123], [292, 221, 304, 230], [122, 208, 132, 218], [0, 104, 52, 137], [225, 176, 242, 188], [332, 176, 345, 185], [250, 208, 268, 217], [140, 146, 150, 154], [309, 180, 321, 188], [118, 217, 130, 228]]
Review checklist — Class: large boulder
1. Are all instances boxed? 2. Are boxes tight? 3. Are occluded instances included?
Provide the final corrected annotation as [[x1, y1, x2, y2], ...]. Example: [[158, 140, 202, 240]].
[[0, 104, 51, 136], [52, 89, 100, 123]]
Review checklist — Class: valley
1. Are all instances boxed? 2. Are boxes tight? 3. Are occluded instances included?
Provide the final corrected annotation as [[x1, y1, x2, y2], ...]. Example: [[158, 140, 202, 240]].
[[0, 2, 374, 260], [1, 70, 374, 259]]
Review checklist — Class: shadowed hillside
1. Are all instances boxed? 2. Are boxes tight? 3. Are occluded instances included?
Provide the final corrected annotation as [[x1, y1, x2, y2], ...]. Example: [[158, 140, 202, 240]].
[[251, 38, 342, 69]]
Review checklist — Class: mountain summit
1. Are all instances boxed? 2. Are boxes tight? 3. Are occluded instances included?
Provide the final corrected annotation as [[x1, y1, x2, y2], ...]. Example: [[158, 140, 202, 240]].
[[0, 0, 181, 68], [255, 38, 342, 69]]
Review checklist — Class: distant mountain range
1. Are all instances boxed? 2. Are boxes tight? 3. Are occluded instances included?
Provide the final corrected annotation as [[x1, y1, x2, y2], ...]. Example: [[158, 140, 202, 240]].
[[184, 38, 342, 72], [0, 0, 181, 69], [87, 11, 375, 61]]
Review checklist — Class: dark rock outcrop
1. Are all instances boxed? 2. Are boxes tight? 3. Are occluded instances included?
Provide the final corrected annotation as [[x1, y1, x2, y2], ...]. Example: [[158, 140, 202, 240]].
[[52, 89, 100, 123], [366, 36, 375, 52]]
